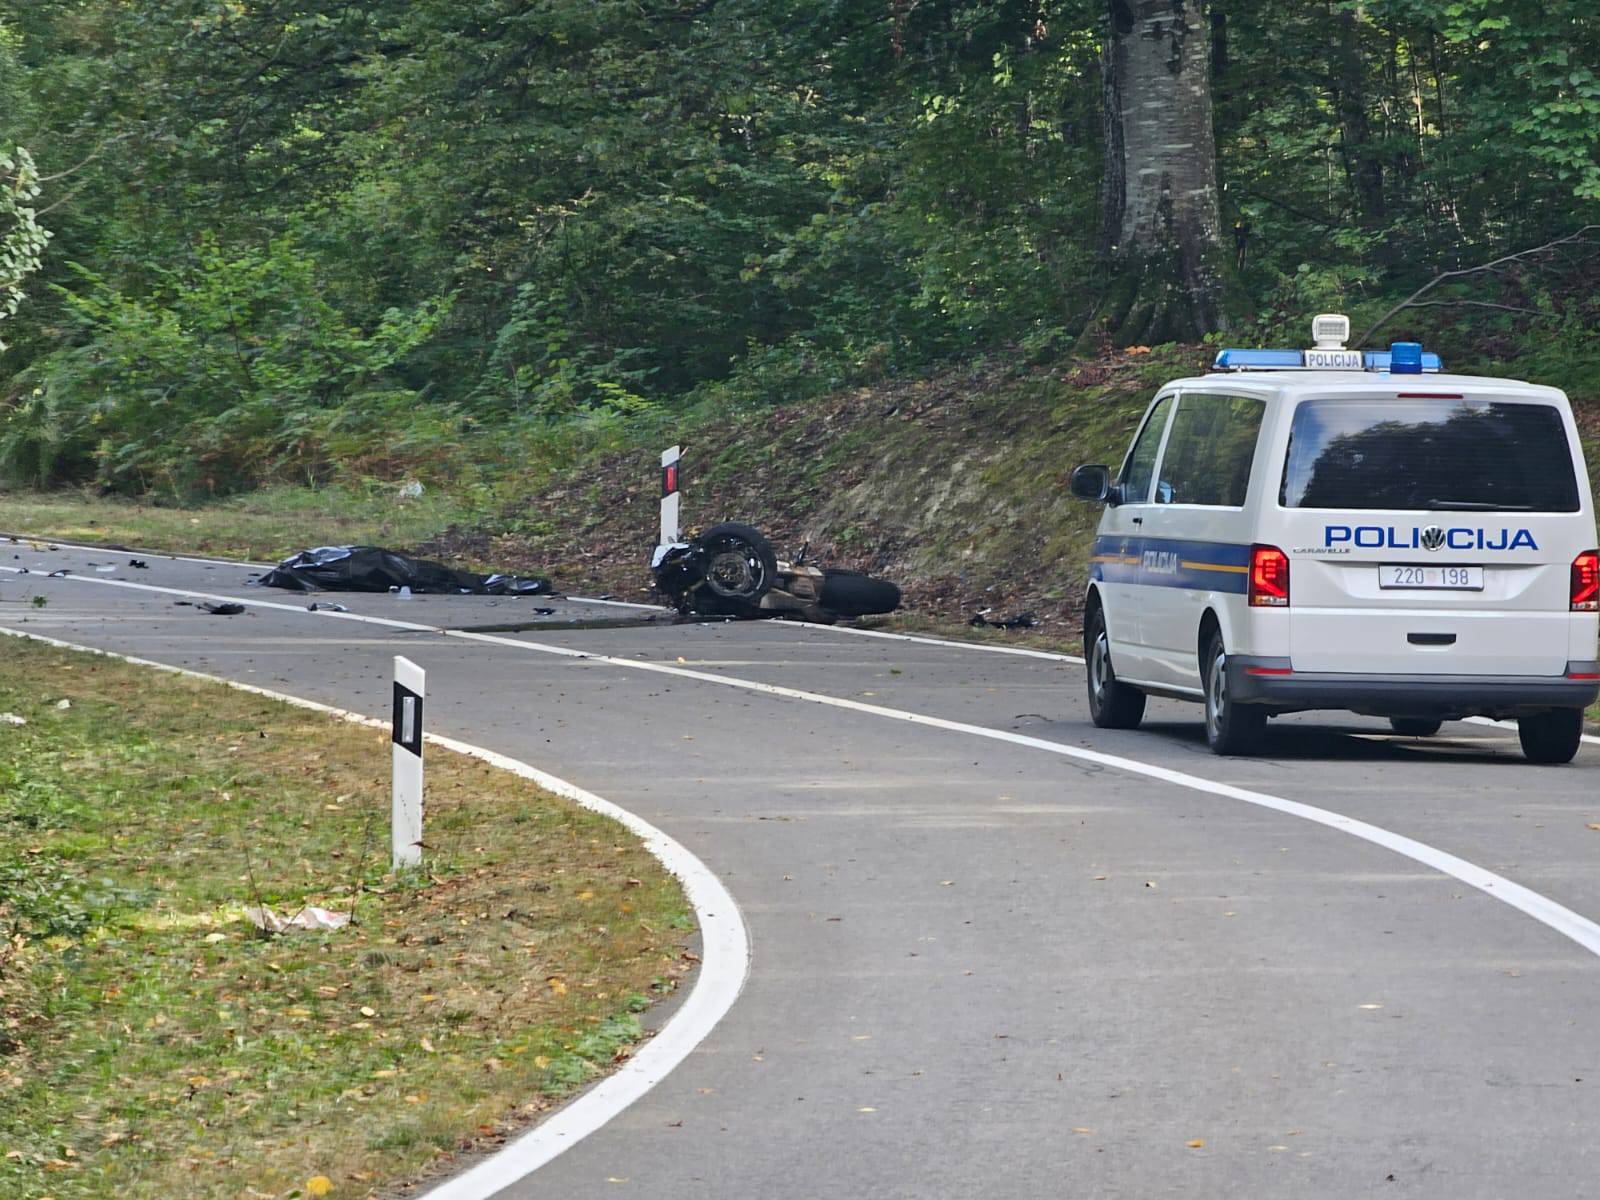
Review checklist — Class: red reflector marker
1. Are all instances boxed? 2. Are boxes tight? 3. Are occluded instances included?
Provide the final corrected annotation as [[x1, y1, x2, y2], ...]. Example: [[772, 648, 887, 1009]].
[[1245, 666, 1294, 677], [1249, 544, 1290, 607], [1573, 550, 1599, 612]]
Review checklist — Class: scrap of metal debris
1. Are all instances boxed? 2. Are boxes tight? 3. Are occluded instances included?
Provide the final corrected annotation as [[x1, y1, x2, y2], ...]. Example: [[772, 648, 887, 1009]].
[[970, 609, 1037, 630], [174, 600, 247, 615]]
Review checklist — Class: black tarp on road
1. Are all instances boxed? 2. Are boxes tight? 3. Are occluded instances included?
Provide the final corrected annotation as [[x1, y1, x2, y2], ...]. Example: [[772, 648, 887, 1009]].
[[255, 546, 555, 596]]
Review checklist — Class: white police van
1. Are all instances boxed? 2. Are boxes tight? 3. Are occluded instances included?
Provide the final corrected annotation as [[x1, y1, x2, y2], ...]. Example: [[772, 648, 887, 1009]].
[[1069, 315, 1600, 762]]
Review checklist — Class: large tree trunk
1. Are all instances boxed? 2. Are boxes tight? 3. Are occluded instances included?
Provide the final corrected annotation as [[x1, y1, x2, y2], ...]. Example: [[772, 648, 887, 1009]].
[[1088, 0, 1232, 346]]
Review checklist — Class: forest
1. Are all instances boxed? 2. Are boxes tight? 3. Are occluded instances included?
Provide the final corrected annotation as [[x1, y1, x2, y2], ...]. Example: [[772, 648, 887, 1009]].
[[2, 0, 1599, 498]]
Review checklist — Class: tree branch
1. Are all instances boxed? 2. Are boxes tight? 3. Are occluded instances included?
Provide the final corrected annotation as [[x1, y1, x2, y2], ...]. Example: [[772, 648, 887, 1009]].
[[35, 136, 128, 184], [1399, 300, 1541, 315], [1355, 225, 1600, 346]]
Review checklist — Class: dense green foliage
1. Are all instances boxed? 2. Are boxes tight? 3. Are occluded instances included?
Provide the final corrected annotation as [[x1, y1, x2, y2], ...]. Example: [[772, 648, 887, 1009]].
[[1, 1, 1598, 495]]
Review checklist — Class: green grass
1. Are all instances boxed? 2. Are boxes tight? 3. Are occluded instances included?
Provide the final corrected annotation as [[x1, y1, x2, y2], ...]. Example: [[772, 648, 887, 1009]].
[[0, 638, 693, 1199], [0, 483, 481, 565]]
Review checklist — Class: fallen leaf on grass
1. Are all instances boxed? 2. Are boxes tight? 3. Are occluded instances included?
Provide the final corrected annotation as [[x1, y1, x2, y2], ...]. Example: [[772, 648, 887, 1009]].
[[307, 1178, 332, 1198]]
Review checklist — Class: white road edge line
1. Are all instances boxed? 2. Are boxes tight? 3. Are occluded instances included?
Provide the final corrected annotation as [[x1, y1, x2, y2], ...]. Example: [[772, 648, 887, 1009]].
[[14, 563, 1600, 965], [0, 623, 751, 1200]]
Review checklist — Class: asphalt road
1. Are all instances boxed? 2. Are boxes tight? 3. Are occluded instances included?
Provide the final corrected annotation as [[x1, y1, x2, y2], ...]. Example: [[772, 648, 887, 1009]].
[[4, 538, 1600, 1199]]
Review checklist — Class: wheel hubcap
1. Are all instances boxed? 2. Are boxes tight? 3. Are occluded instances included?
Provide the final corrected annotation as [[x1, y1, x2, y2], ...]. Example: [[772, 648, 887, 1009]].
[[1206, 651, 1226, 740], [706, 547, 760, 597], [1091, 631, 1110, 704]]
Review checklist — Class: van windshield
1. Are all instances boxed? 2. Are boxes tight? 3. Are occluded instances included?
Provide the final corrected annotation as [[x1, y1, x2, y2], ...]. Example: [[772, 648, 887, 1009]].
[[1280, 397, 1580, 512]]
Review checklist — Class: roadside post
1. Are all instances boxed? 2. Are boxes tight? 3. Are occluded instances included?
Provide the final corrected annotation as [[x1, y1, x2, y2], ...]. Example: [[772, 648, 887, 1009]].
[[391, 656, 424, 869], [661, 445, 682, 545]]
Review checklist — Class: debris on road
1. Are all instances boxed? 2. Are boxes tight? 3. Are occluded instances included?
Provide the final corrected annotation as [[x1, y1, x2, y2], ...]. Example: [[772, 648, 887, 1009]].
[[174, 599, 248, 615], [969, 609, 1037, 630], [129, 559, 149, 569], [255, 545, 555, 597]]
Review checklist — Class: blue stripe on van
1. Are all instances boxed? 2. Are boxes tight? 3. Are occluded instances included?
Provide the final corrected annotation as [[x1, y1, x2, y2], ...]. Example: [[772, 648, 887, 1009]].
[[1088, 536, 1250, 595]]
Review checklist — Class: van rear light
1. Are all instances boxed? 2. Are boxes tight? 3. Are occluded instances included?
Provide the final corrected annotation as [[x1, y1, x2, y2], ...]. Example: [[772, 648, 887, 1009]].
[[1249, 545, 1290, 607], [1574, 550, 1600, 611]]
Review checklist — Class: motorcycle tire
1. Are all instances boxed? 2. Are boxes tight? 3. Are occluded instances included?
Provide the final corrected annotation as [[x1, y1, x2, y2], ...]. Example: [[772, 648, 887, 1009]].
[[819, 569, 901, 618]]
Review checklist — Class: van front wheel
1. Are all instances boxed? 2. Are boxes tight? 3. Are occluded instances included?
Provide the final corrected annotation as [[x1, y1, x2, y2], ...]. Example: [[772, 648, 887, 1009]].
[[1085, 607, 1146, 730], [1204, 634, 1266, 756], [1518, 710, 1583, 765]]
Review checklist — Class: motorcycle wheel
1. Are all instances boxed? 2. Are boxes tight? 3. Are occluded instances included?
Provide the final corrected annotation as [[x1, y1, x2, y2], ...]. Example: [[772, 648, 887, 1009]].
[[692, 522, 778, 615]]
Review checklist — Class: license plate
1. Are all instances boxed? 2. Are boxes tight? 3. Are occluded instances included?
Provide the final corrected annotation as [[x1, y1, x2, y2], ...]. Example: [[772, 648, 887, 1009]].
[[1379, 565, 1484, 590]]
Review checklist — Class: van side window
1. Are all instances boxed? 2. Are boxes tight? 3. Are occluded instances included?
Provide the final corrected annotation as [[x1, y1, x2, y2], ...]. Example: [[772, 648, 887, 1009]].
[[1155, 393, 1265, 507], [1119, 395, 1173, 503]]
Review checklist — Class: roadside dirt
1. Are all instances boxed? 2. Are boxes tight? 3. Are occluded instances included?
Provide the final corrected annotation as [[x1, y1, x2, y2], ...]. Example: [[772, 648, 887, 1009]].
[[416, 349, 1204, 641]]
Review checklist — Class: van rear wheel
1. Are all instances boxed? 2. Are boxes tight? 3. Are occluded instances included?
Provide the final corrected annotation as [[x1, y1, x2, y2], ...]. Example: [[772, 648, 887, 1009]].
[[1389, 717, 1443, 737], [1203, 633, 1266, 756], [1518, 710, 1583, 765], [1085, 607, 1145, 729]]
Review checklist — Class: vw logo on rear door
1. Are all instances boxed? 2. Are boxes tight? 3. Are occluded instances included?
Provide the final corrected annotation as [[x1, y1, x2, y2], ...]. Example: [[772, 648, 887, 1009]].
[[1420, 525, 1446, 551]]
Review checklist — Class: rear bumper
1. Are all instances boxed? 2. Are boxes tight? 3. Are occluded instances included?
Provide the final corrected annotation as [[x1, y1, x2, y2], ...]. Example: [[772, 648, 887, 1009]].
[[1229, 656, 1600, 718]]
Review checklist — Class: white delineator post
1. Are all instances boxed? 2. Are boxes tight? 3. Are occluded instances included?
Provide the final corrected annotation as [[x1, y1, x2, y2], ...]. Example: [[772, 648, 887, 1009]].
[[391, 656, 425, 869], [660, 445, 682, 545]]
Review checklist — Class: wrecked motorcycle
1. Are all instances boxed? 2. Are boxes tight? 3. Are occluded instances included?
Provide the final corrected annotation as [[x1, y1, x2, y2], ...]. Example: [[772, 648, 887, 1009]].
[[651, 522, 900, 623]]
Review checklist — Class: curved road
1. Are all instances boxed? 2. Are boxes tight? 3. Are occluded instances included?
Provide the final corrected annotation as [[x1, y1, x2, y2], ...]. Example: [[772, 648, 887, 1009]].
[[3, 540, 1599, 1199]]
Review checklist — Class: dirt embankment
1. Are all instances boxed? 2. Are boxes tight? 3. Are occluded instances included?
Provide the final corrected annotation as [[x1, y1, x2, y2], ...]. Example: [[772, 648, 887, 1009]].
[[417, 348, 1202, 636], [418, 346, 1600, 640]]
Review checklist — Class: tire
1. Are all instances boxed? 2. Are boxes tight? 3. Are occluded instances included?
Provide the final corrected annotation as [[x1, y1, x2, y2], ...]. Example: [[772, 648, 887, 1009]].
[[1389, 717, 1443, 737], [1518, 709, 1583, 765], [691, 522, 778, 616], [1203, 632, 1266, 756], [1084, 605, 1146, 729], [819, 570, 901, 618]]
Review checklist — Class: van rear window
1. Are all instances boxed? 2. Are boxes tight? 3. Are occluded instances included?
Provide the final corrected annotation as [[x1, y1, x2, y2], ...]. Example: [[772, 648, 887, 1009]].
[[1280, 398, 1580, 512]]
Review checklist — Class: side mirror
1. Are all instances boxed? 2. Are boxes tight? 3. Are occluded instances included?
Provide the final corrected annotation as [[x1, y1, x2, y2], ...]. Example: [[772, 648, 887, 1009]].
[[1070, 464, 1114, 503]]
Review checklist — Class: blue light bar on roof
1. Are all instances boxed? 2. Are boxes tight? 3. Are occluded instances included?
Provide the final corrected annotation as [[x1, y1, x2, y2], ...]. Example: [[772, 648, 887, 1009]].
[[1212, 349, 1305, 370], [1362, 347, 1442, 373], [1212, 347, 1443, 373]]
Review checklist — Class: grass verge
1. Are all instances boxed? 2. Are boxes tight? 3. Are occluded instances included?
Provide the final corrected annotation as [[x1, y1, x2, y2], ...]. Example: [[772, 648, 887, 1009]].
[[0, 484, 475, 566], [0, 638, 693, 1199]]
